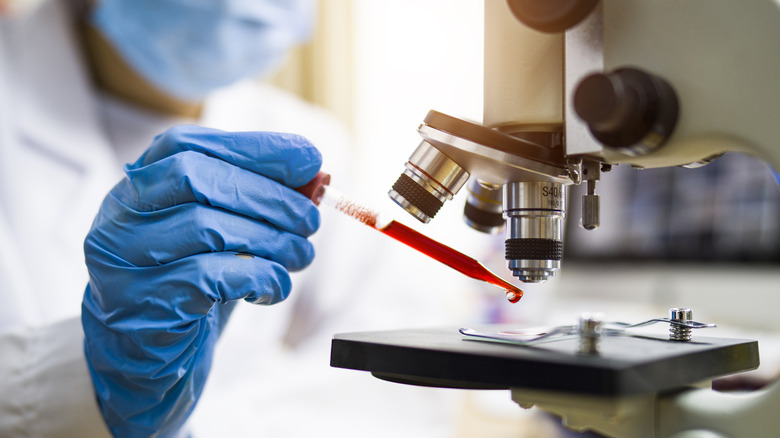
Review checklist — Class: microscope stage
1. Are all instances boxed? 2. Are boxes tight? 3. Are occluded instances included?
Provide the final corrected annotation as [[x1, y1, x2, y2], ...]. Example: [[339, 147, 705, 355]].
[[330, 326, 758, 396]]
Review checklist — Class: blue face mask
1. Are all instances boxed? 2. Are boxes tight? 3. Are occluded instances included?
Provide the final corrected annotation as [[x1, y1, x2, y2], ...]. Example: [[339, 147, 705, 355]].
[[91, 0, 315, 101]]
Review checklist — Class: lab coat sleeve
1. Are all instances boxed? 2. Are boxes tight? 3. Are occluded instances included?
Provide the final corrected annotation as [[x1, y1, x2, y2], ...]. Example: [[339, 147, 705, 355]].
[[0, 317, 112, 438]]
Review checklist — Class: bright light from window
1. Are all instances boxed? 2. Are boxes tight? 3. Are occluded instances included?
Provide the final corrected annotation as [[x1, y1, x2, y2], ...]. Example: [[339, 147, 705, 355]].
[[350, 0, 484, 212]]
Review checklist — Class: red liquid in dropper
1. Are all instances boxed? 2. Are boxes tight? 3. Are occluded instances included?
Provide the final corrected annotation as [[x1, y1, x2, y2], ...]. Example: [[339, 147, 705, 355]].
[[331, 192, 523, 303], [380, 221, 523, 303]]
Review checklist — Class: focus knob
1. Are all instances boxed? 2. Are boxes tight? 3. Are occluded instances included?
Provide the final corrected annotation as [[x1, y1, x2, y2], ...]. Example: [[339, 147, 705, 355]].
[[574, 67, 679, 156], [507, 0, 599, 33]]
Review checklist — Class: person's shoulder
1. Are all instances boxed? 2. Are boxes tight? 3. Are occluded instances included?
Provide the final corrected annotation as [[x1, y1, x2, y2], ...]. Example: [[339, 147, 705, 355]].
[[202, 80, 346, 139]]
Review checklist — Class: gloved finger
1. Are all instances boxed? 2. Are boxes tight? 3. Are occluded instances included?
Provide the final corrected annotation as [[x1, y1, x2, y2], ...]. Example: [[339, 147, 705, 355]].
[[118, 150, 320, 236], [84, 251, 293, 324], [132, 125, 322, 188], [87, 198, 315, 270], [169, 251, 293, 306]]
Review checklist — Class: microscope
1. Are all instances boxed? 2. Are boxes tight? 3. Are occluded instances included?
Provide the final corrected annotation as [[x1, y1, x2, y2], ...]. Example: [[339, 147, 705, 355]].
[[332, 1, 780, 436]]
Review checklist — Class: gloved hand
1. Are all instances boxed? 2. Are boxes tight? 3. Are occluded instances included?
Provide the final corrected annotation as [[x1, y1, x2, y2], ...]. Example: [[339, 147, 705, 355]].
[[81, 125, 322, 437]]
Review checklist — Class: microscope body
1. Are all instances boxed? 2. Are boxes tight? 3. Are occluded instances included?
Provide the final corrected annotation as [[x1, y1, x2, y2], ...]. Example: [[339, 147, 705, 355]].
[[385, 2, 780, 436], [389, 0, 780, 284], [331, 4, 779, 436]]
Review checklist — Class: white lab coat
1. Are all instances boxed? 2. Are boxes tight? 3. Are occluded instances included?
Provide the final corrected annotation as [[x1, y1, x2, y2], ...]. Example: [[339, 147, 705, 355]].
[[0, 1, 118, 435], [0, 1, 470, 437]]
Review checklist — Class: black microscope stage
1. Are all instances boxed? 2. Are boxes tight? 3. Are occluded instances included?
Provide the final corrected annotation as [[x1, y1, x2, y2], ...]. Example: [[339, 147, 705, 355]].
[[330, 326, 759, 396]]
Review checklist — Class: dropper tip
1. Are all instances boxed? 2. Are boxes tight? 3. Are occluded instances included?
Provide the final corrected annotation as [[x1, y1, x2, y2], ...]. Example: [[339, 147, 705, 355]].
[[506, 290, 523, 303]]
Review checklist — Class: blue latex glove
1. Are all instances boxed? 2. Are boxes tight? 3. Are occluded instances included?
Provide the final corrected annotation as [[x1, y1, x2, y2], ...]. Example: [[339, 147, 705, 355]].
[[82, 125, 322, 437]]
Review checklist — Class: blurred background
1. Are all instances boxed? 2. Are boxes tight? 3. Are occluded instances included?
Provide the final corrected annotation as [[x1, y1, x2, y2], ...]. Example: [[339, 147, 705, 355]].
[[198, 1, 780, 436], [271, 0, 483, 203]]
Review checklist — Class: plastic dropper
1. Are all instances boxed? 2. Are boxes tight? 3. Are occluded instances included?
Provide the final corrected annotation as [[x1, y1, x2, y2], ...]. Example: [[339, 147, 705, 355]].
[[295, 172, 523, 303]]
